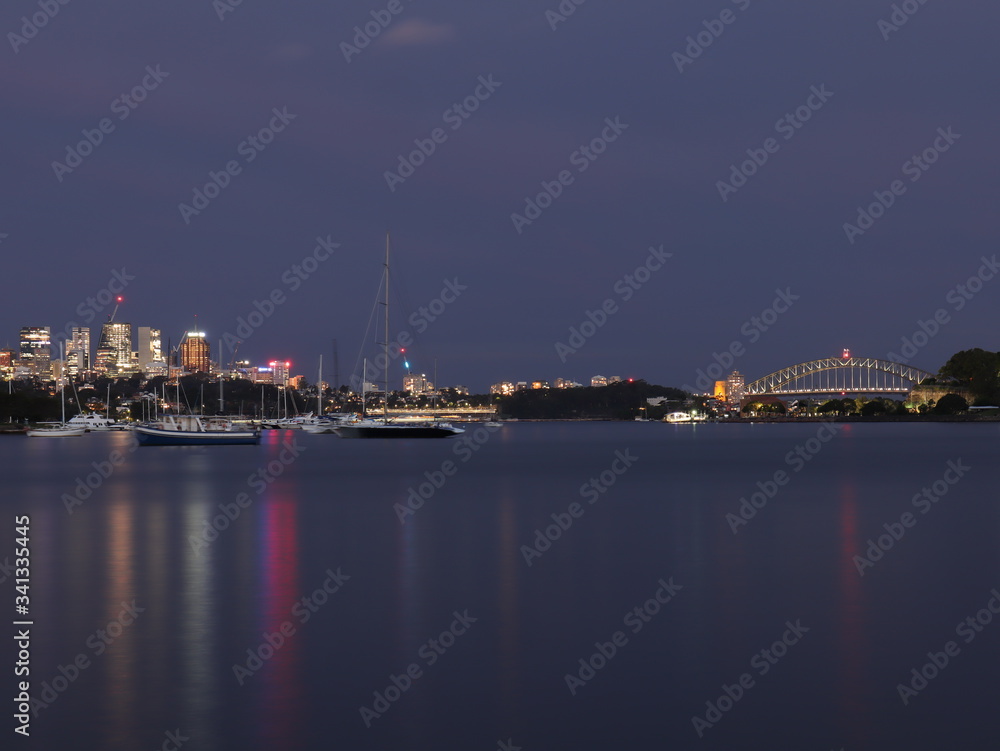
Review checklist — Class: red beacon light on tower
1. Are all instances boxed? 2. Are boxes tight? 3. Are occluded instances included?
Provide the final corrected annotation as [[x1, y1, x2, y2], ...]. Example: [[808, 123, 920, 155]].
[[842, 348, 851, 359]]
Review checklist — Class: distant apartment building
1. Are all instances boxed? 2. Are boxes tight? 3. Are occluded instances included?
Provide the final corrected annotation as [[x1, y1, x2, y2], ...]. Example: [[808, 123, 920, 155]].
[[554, 378, 582, 388], [95, 322, 133, 374], [714, 381, 727, 400], [249, 366, 274, 385], [591, 375, 608, 387], [19, 326, 51, 375], [403, 373, 433, 395], [608, 376, 622, 384], [180, 332, 211, 373], [726, 370, 746, 408], [490, 381, 515, 396], [531, 380, 550, 390]]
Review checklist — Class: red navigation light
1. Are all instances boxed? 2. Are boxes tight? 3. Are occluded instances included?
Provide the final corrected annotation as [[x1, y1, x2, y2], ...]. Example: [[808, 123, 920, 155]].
[[842, 348, 850, 359], [116, 296, 123, 303]]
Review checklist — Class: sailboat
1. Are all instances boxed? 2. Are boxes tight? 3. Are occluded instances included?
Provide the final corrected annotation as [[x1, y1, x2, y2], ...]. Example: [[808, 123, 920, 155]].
[[301, 355, 345, 434], [334, 234, 464, 439], [134, 358, 260, 445], [27, 344, 86, 437]]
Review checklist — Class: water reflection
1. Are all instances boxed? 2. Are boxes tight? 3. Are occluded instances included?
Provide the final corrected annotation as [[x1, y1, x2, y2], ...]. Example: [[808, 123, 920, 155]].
[[180, 458, 217, 750], [837, 479, 868, 746], [104, 496, 137, 750], [257, 491, 301, 749]]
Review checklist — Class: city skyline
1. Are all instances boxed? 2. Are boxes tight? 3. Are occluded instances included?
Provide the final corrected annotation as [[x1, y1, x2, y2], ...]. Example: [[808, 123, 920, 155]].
[[3, 3, 997, 394]]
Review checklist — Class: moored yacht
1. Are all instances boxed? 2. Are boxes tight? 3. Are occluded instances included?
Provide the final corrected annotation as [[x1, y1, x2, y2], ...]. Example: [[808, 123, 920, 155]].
[[135, 414, 260, 446]]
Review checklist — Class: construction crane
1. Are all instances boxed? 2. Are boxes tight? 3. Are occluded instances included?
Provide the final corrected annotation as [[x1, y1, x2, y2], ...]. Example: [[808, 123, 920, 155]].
[[108, 296, 123, 322], [228, 340, 242, 372]]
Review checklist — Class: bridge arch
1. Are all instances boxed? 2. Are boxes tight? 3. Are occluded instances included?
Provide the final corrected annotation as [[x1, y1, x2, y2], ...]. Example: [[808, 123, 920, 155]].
[[744, 357, 934, 396]]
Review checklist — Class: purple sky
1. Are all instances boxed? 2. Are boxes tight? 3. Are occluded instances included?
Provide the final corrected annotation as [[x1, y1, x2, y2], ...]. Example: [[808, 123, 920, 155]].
[[3, 1, 998, 392]]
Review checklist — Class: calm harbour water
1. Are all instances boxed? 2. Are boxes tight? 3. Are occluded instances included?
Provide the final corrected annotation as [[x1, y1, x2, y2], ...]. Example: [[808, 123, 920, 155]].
[[2, 421, 999, 751]]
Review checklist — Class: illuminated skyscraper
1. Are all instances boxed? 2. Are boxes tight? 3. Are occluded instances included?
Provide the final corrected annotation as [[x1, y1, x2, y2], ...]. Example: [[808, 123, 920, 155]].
[[137, 327, 162, 370], [19, 326, 51, 375], [180, 332, 211, 373], [269, 360, 290, 386], [95, 322, 133, 374], [67, 327, 90, 376]]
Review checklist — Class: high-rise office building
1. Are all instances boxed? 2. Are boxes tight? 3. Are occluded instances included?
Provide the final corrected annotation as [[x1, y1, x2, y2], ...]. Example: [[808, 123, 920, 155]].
[[180, 332, 211, 373], [19, 327, 51, 375], [67, 327, 90, 376], [137, 327, 162, 370], [95, 322, 133, 374], [0, 349, 15, 376]]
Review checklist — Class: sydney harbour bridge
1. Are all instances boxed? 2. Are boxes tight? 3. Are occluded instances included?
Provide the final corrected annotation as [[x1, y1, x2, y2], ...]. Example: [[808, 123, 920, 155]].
[[743, 355, 935, 397]]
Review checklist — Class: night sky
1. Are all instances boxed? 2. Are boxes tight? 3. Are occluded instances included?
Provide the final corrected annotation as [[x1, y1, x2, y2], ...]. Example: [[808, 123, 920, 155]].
[[3, 1, 997, 392]]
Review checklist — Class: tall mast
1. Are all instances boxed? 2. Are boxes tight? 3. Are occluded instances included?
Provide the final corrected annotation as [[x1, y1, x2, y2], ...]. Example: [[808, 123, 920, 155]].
[[317, 355, 323, 416], [383, 231, 390, 421], [59, 340, 66, 424]]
